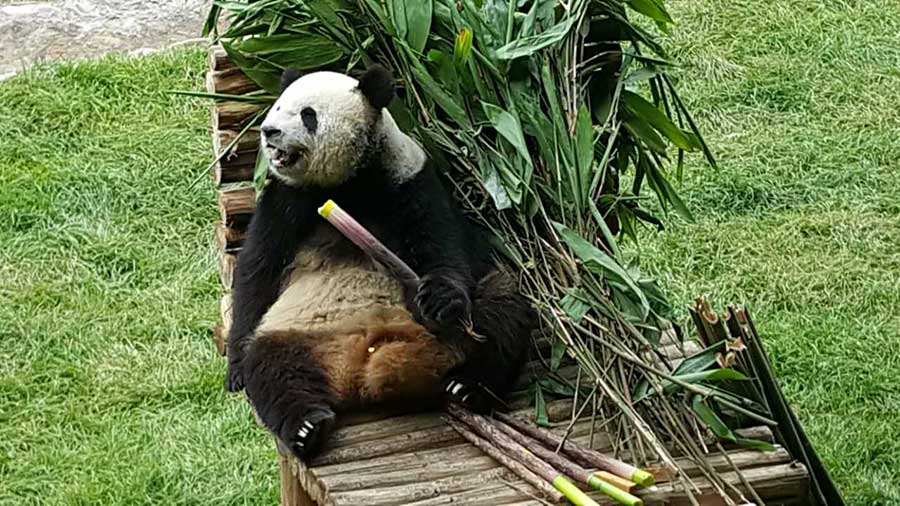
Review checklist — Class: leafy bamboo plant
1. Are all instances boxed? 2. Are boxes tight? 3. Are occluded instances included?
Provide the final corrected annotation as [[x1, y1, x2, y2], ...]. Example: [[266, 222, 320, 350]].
[[198, 0, 776, 495]]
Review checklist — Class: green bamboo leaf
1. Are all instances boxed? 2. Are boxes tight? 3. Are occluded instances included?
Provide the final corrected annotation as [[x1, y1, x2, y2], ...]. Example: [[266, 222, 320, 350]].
[[553, 223, 649, 318], [405, 0, 433, 53], [644, 156, 695, 222], [408, 64, 470, 127], [626, 0, 674, 27], [495, 16, 577, 59], [736, 438, 777, 452], [575, 104, 594, 204], [550, 338, 567, 371], [623, 90, 699, 151], [390, 0, 408, 39], [634, 368, 749, 403], [221, 42, 282, 93], [534, 384, 550, 427], [254, 145, 269, 193], [482, 160, 513, 210], [672, 341, 727, 376], [482, 103, 533, 168], [623, 114, 667, 154], [560, 288, 591, 323], [691, 395, 736, 441]]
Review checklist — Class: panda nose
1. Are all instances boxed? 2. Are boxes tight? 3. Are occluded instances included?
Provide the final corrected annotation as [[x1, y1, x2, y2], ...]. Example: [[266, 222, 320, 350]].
[[262, 126, 282, 138]]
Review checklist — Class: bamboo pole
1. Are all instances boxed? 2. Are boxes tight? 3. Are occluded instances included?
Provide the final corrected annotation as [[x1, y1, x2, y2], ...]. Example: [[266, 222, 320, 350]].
[[492, 419, 642, 506], [444, 417, 564, 503], [495, 411, 655, 487], [447, 405, 600, 506]]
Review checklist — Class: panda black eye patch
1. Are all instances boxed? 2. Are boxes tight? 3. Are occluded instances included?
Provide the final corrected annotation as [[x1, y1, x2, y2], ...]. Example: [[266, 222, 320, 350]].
[[300, 107, 318, 133]]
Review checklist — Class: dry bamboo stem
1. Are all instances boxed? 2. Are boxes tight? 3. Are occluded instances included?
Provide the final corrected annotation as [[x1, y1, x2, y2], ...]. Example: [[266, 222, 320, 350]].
[[492, 419, 642, 506], [495, 412, 655, 487], [447, 405, 600, 505], [443, 417, 563, 503]]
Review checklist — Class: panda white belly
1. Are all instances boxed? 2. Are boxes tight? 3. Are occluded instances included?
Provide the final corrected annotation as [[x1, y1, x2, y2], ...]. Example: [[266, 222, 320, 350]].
[[256, 223, 406, 334], [252, 223, 465, 406]]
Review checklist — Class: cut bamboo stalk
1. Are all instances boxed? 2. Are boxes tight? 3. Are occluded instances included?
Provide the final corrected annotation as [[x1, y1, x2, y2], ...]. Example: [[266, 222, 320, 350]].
[[206, 68, 259, 96], [445, 417, 564, 503], [495, 412, 654, 487], [492, 418, 642, 506], [217, 187, 256, 228], [448, 405, 600, 506], [214, 221, 247, 253], [593, 471, 637, 492]]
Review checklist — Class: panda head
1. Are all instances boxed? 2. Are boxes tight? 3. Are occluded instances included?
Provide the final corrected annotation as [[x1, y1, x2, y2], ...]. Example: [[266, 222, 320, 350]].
[[260, 65, 410, 187]]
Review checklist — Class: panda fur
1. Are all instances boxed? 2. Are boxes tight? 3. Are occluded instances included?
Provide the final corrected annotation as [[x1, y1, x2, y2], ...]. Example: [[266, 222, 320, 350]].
[[225, 65, 535, 461]]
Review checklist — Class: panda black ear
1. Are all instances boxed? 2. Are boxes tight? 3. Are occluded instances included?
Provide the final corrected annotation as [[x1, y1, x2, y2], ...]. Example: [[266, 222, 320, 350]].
[[357, 65, 395, 110], [281, 69, 303, 93]]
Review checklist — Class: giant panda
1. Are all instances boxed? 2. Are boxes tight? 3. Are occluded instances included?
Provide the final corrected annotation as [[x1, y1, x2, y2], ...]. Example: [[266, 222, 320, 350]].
[[225, 65, 535, 461]]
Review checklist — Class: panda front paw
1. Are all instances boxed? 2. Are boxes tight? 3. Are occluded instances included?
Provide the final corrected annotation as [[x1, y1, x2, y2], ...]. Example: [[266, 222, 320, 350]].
[[443, 379, 491, 413], [284, 407, 336, 462], [415, 274, 471, 331], [225, 357, 245, 392]]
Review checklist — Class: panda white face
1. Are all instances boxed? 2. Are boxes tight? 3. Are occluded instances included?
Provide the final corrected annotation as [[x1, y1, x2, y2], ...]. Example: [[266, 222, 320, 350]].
[[260, 71, 378, 187]]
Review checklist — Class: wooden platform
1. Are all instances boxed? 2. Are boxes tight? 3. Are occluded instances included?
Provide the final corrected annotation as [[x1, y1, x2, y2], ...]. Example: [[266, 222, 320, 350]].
[[273, 338, 808, 506], [205, 47, 811, 505]]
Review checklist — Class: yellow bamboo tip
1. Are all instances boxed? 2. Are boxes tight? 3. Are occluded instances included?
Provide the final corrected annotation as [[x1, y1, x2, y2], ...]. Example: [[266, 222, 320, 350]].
[[318, 199, 337, 218], [630, 469, 655, 487], [552, 476, 601, 506]]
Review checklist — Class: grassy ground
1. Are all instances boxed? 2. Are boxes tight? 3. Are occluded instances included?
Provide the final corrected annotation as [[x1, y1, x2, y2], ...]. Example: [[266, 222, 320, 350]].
[[1, 1, 898, 505], [0, 50, 280, 504], [637, 0, 900, 503]]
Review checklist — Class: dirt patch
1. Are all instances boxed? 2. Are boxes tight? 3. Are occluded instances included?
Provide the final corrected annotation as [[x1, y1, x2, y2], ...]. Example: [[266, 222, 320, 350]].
[[0, 0, 212, 78]]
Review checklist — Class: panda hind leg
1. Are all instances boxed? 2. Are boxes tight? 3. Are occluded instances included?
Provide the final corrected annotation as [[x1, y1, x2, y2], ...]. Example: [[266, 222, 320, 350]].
[[242, 331, 337, 461], [443, 271, 536, 412]]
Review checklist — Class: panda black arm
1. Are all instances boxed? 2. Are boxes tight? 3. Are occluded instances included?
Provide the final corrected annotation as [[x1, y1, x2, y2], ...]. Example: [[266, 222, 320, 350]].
[[226, 180, 321, 391], [386, 164, 476, 330]]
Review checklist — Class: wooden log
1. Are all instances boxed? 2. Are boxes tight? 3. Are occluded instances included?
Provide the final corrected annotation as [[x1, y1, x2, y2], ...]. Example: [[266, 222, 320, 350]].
[[212, 324, 226, 356], [219, 253, 237, 289], [220, 293, 233, 332], [211, 129, 260, 185], [215, 221, 247, 253], [212, 101, 264, 131], [206, 67, 259, 96], [217, 187, 256, 228], [280, 451, 317, 506], [209, 45, 234, 72], [214, 128, 261, 157]]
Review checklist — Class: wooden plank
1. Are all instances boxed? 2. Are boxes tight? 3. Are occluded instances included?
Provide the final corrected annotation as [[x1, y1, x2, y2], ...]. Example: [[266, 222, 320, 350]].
[[329, 466, 514, 506], [217, 186, 256, 228], [438, 462, 807, 506]]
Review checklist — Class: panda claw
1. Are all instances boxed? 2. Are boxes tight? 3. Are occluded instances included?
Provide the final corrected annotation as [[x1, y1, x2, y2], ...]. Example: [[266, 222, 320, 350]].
[[285, 408, 336, 462]]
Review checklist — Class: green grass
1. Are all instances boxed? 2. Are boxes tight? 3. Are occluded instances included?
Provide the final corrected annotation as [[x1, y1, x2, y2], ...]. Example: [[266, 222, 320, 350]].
[[635, 0, 900, 503], [0, 50, 278, 505], [1, 1, 898, 504]]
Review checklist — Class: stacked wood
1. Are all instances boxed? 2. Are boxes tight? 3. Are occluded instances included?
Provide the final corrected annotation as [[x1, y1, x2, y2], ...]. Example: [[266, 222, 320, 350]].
[[207, 47, 265, 356]]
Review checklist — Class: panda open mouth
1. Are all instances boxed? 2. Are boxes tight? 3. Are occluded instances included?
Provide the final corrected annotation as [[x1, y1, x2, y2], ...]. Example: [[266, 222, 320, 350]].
[[268, 145, 305, 169]]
